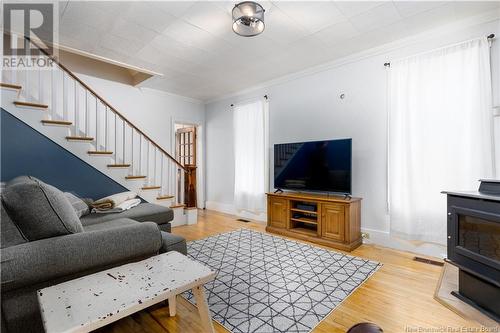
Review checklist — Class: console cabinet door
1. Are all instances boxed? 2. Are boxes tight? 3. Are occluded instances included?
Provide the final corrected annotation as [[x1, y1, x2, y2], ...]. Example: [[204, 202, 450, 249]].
[[268, 197, 288, 229], [321, 203, 345, 242]]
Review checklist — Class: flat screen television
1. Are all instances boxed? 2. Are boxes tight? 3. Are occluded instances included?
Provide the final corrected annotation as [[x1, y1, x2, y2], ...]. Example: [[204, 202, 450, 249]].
[[274, 138, 352, 194]]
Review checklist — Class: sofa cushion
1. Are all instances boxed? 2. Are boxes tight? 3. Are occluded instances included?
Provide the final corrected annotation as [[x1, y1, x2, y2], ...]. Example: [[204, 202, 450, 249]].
[[80, 203, 174, 227], [1, 201, 27, 248], [82, 218, 139, 232], [160, 231, 187, 255], [2, 176, 83, 241], [83, 218, 185, 254]]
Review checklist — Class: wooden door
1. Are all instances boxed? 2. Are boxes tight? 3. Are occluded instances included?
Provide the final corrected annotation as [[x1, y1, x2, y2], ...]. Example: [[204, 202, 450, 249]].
[[321, 203, 345, 242], [268, 197, 288, 229], [176, 126, 197, 207], [176, 127, 196, 167]]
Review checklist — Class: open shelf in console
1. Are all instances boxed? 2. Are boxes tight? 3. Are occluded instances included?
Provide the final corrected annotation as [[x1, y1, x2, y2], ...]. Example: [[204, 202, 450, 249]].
[[289, 200, 318, 236]]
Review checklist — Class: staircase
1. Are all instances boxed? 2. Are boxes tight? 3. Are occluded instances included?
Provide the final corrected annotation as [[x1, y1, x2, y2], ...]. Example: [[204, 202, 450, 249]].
[[1, 35, 196, 226], [274, 143, 303, 177]]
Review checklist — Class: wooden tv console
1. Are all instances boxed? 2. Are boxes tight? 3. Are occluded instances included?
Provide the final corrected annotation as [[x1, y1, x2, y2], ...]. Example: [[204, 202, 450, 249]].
[[266, 192, 362, 251]]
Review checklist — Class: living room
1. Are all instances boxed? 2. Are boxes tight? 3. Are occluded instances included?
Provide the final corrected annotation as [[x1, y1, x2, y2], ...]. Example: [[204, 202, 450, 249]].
[[1, 1, 499, 333]]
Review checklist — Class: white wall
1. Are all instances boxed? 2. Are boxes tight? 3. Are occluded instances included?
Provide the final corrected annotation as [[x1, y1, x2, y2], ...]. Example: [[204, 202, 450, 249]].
[[205, 17, 500, 257], [75, 73, 205, 152]]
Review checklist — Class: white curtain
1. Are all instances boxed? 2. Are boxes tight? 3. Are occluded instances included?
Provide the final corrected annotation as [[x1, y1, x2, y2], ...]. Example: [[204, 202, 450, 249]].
[[233, 99, 269, 214], [388, 37, 494, 244]]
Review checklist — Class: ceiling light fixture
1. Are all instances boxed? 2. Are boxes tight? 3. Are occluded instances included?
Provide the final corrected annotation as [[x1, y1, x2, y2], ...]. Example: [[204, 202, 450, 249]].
[[232, 1, 265, 37]]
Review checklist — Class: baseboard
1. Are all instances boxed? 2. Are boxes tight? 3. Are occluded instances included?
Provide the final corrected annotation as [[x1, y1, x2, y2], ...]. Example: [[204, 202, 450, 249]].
[[206, 201, 446, 258], [205, 201, 266, 222], [361, 227, 447, 259]]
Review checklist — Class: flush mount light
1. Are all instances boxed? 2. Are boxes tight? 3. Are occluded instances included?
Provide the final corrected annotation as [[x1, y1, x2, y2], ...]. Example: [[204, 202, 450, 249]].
[[232, 1, 265, 37]]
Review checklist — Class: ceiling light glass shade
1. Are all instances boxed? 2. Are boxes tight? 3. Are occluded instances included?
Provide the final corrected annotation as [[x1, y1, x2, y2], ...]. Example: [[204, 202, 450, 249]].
[[232, 1, 265, 37]]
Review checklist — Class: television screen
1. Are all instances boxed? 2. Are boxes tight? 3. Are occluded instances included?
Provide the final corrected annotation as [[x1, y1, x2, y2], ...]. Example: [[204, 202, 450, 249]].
[[274, 139, 352, 194]]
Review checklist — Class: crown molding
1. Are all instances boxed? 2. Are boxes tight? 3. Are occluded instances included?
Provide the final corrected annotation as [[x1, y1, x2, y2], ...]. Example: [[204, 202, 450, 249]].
[[205, 9, 500, 105]]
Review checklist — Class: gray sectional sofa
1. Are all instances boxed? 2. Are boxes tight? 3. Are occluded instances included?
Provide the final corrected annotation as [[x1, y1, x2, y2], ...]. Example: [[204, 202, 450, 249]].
[[0, 176, 187, 333]]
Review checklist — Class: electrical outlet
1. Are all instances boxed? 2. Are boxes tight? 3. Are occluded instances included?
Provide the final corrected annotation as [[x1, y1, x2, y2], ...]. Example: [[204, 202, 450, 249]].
[[361, 232, 370, 239]]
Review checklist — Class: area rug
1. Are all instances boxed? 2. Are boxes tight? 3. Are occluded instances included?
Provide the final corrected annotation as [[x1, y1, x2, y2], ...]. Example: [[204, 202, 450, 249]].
[[184, 229, 381, 333]]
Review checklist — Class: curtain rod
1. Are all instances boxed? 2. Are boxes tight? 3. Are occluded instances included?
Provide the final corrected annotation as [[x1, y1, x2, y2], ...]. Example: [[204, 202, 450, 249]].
[[230, 95, 268, 107], [383, 33, 495, 67]]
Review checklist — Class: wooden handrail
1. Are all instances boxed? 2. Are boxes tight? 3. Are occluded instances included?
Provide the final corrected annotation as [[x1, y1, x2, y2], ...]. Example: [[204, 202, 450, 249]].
[[23, 34, 186, 172]]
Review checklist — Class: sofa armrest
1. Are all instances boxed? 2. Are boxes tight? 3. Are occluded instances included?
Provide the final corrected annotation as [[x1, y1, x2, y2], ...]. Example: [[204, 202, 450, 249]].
[[1, 222, 162, 292]]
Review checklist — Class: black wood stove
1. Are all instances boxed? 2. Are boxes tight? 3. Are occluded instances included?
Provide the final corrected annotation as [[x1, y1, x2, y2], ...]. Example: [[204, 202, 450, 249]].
[[443, 179, 500, 322]]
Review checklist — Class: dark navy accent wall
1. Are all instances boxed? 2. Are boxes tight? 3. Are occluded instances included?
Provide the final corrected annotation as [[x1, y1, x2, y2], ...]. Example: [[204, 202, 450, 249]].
[[1, 109, 129, 199]]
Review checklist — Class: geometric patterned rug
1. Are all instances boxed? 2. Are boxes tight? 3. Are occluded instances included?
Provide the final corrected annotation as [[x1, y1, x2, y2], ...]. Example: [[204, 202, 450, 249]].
[[184, 229, 382, 333]]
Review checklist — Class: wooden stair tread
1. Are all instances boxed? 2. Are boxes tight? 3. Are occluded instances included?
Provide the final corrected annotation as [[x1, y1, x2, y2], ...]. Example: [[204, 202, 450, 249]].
[[41, 120, 72, 126], [157, 195, 174, 200], [107, 164, 131, 168], [125, 175, 146, 180], [67, 136, 94, 141], [14, 101, 48, 109], [142, 186, 161, 190], [88, 151, 113, 155], [1, 83, 22, 89], [170, 204, 186, 209]]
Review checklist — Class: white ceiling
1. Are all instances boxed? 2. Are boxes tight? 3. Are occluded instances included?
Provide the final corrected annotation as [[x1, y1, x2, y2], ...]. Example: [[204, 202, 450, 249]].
[[56, 1, 500, 101]]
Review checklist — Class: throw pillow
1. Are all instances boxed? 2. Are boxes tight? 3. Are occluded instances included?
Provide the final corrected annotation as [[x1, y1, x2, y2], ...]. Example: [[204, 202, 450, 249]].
[[2, 176, 84, 241], [64, 192, 91, 218]]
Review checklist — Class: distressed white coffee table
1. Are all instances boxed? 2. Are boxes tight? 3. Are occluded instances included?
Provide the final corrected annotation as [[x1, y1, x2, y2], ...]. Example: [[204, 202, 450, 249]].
[[37, 251, 216, 333]]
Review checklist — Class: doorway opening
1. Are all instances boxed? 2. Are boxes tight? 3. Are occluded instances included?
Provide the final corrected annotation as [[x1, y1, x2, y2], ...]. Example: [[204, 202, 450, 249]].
[[174, 123, 202, 208]]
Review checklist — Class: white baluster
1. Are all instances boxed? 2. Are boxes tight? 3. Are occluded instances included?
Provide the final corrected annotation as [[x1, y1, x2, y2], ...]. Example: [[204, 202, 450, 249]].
[[105, 106, 108, 151], [178, 168, 183, 205], [147, 141, 150, 182], [25, 43, 29, 101], [38, 68, 42, 103], [160, 155, 164, 195], [131, 128, 134, 174], [139, 135, 142, 177], [62, 72, 66, 121], [74, 81, 78, 135], [122, 121, 126, 164], [95, 97, 98, 150], [85, 90, 89, 135], [115, 113, 118, 163], [154, 147, 157, 186], [50, 67, 55, 119]]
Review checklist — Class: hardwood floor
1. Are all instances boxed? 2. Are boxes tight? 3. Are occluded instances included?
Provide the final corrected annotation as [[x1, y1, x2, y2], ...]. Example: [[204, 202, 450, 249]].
[[100, 209, 482, 333]]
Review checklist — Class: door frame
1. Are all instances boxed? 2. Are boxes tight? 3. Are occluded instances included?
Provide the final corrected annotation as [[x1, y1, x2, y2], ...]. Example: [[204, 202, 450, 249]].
[[171, 118, 205, 209]]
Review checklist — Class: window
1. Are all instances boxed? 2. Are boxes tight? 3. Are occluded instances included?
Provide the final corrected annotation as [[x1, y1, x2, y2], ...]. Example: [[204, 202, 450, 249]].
[[233, 99, 269, 214], [388, 37, 495, 244]]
